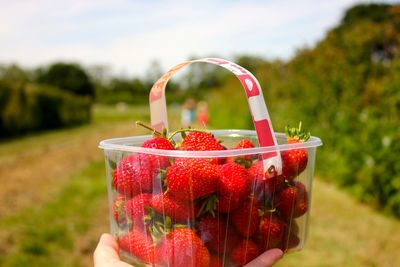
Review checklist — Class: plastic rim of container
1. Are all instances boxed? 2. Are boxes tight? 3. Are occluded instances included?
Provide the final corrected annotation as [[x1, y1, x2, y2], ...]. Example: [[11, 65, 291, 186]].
[[99, 129, 322, 158]]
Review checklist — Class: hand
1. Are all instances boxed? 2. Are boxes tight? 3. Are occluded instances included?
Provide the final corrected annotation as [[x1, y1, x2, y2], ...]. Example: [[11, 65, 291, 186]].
[[93, 233, 133, 267], [244, 248, 283, 267], [94, 233, 283, 267]]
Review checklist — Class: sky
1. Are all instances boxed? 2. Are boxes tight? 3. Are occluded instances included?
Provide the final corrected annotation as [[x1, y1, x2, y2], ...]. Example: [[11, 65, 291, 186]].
[[0, 0, 396, 76]]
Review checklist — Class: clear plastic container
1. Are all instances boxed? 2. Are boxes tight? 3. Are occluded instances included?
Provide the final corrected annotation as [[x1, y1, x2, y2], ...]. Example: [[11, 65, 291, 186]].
[[99, 129, 322, 267]]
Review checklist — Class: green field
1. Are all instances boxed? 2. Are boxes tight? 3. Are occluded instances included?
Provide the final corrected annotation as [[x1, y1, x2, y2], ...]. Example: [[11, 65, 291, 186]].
[[0, 104, 399, 267]]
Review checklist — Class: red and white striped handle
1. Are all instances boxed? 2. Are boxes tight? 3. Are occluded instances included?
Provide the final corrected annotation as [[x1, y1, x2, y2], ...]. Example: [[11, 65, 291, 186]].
[[149, 58, 282, 176]]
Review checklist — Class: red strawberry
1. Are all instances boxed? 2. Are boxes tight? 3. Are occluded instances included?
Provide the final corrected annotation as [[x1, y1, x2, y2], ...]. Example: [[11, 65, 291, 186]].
[[248, 161, 285, 203], [280, 220, 300, 251], [180, 131, 225, 151], [280, 233, 301, 252], [276, 181, 308, 220], [112, 154, 156, 197], [216, 194, 243, 214], [180, 131, 225, 164], [142, 136, 175, 150], [217, 162, 250, 213], [287, 220, 300, 236], [159, 228, 210, 267], [281, 149, 308, 180], [235, 138, 256, 150], [257, 213, 286, 251], [281, 123, 310, 180], [141, 137, 175, 169], [198, 215, 239, 255], [113, 194, 129, 224], [209, 254, 223, 267], [118, 228, 157, 265], [231, 201, 260, 238], [151, 193, 198, 222], [230, 239, 259, 266], [166, 158, 219, 201], [123, 193, 153, 231], [226, 138, 256, 168]]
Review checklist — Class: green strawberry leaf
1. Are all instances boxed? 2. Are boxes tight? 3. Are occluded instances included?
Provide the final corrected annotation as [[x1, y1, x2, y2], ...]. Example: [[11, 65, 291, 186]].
[[197, 194, 218, 218], [108, 159, 117, 170]]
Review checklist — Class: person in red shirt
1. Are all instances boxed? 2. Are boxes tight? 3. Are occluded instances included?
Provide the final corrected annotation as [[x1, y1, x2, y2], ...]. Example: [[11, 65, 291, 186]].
[[197, 101, 209, 127]]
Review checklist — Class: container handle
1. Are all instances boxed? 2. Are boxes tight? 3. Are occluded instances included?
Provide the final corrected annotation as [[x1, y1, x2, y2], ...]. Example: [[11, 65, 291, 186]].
[[149, 58, 281, 176]]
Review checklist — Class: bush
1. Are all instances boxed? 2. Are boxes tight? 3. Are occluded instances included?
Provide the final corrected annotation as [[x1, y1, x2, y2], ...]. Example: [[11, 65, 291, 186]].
[[0, 82, 91, 138], [37, 63, 95, 98], [209, 3, 400, 217]]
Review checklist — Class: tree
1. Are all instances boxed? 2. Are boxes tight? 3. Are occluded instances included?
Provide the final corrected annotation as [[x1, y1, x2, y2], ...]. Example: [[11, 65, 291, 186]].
[[37, 63, 95, 98], [0, 64, 29, 85]]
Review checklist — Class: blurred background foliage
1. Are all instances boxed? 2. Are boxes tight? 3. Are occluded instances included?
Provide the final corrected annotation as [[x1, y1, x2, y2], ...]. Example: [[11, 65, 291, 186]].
[[1, 3, 399, 218]]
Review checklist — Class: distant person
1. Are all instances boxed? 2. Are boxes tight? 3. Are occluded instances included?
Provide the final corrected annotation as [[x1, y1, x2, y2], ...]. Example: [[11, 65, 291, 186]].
[[94, 233, 283, 267], [181, 98, 196, 127], [197, 101, 209, 127]]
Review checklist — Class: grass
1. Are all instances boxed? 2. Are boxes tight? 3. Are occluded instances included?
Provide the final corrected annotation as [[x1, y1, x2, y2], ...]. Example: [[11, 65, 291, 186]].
[[0, 104, 400, 266], [0, 104, 150, 219], [0, 161, 108, 267], [277, 179, 400, 267]]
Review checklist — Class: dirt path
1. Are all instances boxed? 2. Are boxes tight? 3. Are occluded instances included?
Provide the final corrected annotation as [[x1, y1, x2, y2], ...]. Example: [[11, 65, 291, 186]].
[[0, 122, 145, 219]]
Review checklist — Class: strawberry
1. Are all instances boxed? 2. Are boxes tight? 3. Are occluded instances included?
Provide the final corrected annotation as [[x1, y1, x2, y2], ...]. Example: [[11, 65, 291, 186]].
[[113, 193, 129, 225], [281, 122, 310, 180], [166, 158, 219, 201], [118, 228, 158, 265], [209, 254, 223, 267], [231, 201, 260, 238], [257, 213, 286, 251], [151, 193, 198, 222], [248, 161, 285, 205], [230, 239, 259, 266], [280, 233, 300, 252], [280, 220, 300, 251], [142, 136, 175, 150], [123, 193, 153, 231], [287, 220, 300, 236], [276, 181, 308, 220], [217, 162, 250, 213], [180, 131, 225, 164], [226, 138, 256, 168], [180, 131, 225, 151], [235, 138, 256, 150], [112, 154, 156, 197], [216, 194, 243, 214], [198, 215, 239, 255], [141, 137, 175, 169], [159, 228, 210, 267]]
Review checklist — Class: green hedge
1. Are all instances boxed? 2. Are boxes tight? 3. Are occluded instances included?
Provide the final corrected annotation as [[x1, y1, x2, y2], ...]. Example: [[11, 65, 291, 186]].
[[0, 81, 91, 137]]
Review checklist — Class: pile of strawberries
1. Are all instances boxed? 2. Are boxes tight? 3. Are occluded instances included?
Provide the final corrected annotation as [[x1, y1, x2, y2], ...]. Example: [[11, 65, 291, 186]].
[[111, 123, 311, 267]]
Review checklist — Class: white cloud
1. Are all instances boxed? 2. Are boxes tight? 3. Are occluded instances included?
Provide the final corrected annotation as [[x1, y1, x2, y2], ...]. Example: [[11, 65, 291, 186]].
[[0, 0, 393, 76]]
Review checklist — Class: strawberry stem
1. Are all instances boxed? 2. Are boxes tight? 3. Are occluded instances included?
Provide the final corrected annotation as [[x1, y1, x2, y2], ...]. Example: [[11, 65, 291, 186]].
[[135, 121, 164, 137]]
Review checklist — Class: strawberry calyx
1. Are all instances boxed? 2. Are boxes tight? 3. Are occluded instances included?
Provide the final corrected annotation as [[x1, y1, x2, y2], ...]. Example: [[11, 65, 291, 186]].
[[284, 122, 310, 143], [143, 206, 173, 243], [232, 156, 253, 169], [150, 217, 172, 243], [196, 194, 219, 218]]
